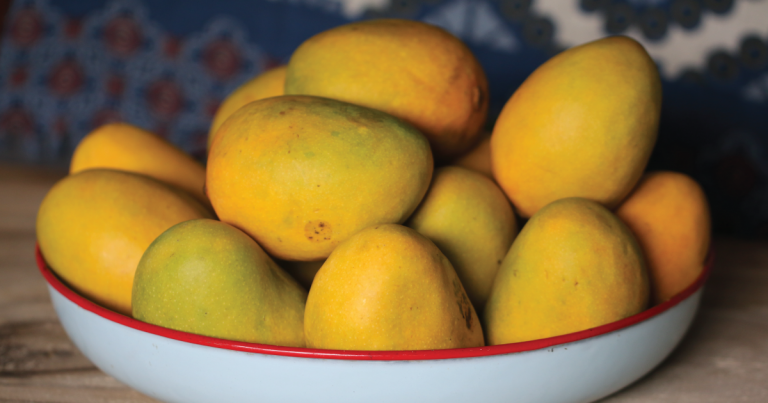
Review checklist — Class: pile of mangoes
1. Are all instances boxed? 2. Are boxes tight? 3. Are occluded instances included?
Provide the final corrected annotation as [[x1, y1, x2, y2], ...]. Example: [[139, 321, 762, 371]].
[[36, 19, 711, 351]]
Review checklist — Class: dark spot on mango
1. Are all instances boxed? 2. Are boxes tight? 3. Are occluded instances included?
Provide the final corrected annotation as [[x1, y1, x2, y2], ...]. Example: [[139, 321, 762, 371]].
[[305, 220, 332, 243], [453, 278, 473, 330], [280, 111, 286, 115]]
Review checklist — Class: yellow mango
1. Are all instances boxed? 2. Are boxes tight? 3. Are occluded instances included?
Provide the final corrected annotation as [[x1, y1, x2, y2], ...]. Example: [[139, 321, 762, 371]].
[[285, 19, 488, 161], [305, 224, 484, 351], [207, 95, 433, 261], [70, 122, 210, 208], [208, 66, 287, 151], [407, 166, 517, 313], [616, 171, 711, 304], [484, 198, 649, 344], [491, 36, 661, 217], [36, 169, 213, 316]]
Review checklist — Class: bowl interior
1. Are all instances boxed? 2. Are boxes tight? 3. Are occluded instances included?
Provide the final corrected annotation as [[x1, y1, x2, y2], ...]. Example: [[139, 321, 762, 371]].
[[36, 245, 712, 361]]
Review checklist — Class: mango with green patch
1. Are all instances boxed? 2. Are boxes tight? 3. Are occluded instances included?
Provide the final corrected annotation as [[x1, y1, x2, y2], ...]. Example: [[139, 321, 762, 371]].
[[484, 198, 649, 344]]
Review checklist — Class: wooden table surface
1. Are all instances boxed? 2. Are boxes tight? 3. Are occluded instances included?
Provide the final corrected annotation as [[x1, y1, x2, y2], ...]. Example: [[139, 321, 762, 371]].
[[1, 162, 767, 402]]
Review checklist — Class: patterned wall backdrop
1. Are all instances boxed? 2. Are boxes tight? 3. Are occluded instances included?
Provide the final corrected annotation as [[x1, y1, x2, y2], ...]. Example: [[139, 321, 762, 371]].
[[1, 0, 767, 237]]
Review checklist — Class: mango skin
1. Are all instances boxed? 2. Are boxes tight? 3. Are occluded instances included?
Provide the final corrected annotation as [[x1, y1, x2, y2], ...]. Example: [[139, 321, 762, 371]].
[[305, 224, 484, 351], [207, 95, 433, 261], [285, 19, 488, 161], [491, 36, 661, 217], [453, 134, 492, 178], [36, 169, 213, 316], [407, 166, 517, 313], [484, 198, 649, 345], [208, 66, 287, 151], [616, 171, 711, 304], [70, 122, 210, 208], [132, 219, 307, 347]]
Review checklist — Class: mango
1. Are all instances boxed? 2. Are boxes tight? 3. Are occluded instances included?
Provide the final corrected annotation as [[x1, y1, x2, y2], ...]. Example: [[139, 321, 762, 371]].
[[132, 219, 307, 347], [285, 19, 488, 161], [70, 122, 210, 208], [208, 65, 287, 151], [616, 171, 711, 304], [484, 198, 649, 344], [491, 36, 661, 217], [453, 134, 492, 178], [36, 169, 213, 315], [407, 166, 517, 313], [207, 95, 433, 261], [304, 224, 484, 350]]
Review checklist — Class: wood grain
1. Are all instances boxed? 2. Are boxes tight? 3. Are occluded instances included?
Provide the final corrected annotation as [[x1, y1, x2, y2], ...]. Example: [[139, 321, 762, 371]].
[[1, 163, 766, 402]]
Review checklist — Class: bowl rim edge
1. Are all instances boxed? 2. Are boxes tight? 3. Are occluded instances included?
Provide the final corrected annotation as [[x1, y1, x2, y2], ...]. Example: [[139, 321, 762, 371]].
[[36, 244, 713, 361]]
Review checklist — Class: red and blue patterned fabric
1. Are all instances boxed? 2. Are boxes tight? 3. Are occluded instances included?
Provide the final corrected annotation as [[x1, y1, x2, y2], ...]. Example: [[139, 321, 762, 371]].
[[1, 0, 767, 237]]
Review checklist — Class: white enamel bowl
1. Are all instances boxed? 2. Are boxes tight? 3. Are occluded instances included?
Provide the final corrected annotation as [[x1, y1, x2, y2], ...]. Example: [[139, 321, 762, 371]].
[[37, 247, 712, 403]]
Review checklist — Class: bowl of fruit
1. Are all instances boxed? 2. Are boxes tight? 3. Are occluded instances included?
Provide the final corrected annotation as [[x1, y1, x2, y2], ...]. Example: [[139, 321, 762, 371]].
[[35, 19, 713, 403]]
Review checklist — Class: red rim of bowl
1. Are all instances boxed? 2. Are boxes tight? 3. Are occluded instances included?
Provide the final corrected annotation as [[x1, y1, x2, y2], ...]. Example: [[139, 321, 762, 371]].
[[36, 244, 713, 361]]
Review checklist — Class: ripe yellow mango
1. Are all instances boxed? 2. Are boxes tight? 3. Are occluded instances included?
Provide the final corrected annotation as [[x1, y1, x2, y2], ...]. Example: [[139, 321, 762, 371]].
[[207, 95, 433, 261], [208, 65, 286, 150], [407, 166, 517, 313], [491, 36, 661, 217], [285, 19, 488, 161], [305, 224, 484, 350], [484, 198, 649, 344], [70, 122, 210, 208], [36, 169, 213, 316], [132, 219, 307, 347], [616, 171, 711, 304]]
